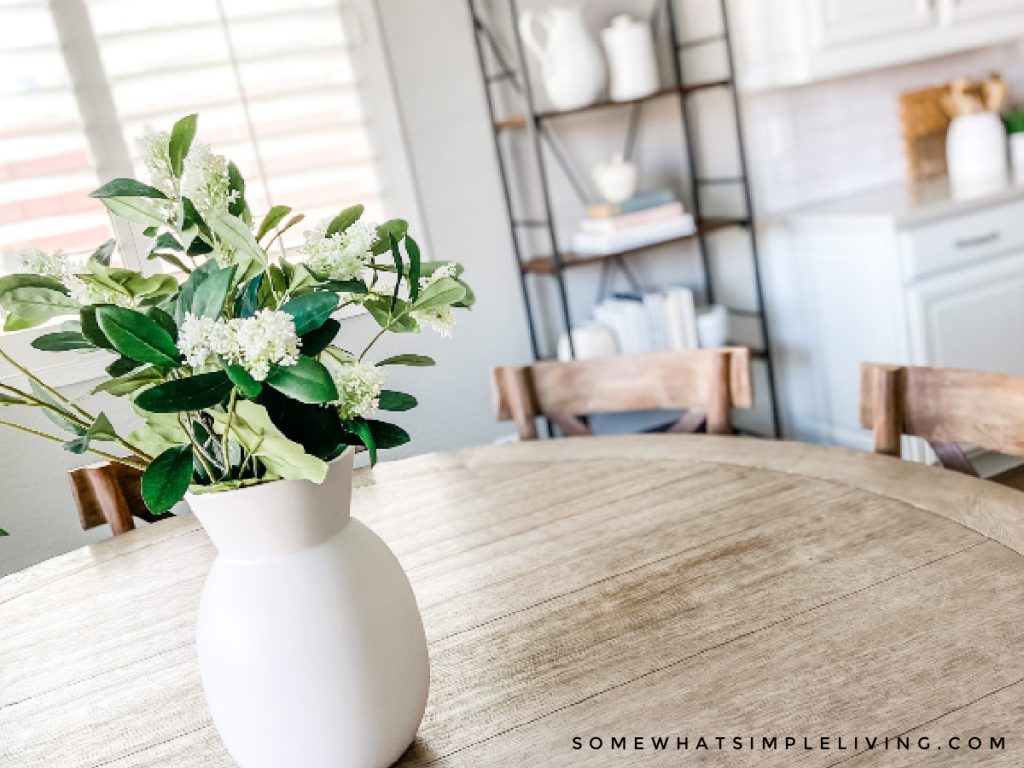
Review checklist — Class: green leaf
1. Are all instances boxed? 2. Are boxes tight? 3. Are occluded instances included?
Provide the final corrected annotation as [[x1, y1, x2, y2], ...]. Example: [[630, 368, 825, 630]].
[[234, 275, 262, 318], [30, 331, 93, 352], [414, 277, 466, 311], [320, 279, 367, 294], [325, 204, 364, 237], [371, 219, 408, 255], [125, 408, 189, 456], [0, 393, 29, 405], [299, 318, 340, 357], [151, 232, 183, 252], [220, 359, 262, 399], [367, 419, 411, 449], [376, 354, 435, 367], [389, 235, 404, 313], [266, 357, 338, 404], [30, 381, 85, 436], [406, 235, 421, 302], [350, 418, 377, 466], [0, 273, 68, 299], [97, 196, 167, 228], [256, 205, 292, 241], [258, 386, 348, 461], [80, 306, 113, 350], [93, 366, 163, 397], [378, 390, 418, 411], [211, 401, 328, 483], [0, 286, 80, 326], [0, 528, 7, 536], [106, 356, 143, 377], [146, 306, 177, 339], [63, 412, 118, 454], [191, 264, 236, 319], [95, 306, 180, 367], [365, 297, 418, 333], [86, 262, 178, 300], [90, 178, 168, 199], [168, 114, 198, 178], [175, 259, 222, 325], [227, 162, 246, 217], [280, 292, 338, 335], [89, 239, 116, 266], [205, 209, 266, 271], [142, 445, 194, 515], [135, 371, 233, 413]]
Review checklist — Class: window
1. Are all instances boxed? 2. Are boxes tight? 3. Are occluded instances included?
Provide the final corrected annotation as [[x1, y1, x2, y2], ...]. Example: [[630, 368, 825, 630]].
[[0, 0, 419, 379]]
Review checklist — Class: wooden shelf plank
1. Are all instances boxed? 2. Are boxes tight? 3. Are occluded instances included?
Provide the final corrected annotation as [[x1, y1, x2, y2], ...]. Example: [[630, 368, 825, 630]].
[[493, 81, 732, 132], [519, 217, 748, 275]]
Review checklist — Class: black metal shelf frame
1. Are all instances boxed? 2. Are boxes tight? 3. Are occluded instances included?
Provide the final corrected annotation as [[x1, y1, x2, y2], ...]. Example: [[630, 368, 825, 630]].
[[468, 0, 782, 437]]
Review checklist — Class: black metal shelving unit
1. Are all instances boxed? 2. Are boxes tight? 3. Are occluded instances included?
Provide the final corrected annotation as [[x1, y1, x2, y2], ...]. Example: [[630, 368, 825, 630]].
[[469, 0, 781, 437]]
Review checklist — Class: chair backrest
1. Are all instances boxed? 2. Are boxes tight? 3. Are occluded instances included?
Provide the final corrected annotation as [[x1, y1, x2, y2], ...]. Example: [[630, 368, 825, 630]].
[[493, 348, 753, 440], [859, 362, 1024, 475], [68, 460, 167, 536]]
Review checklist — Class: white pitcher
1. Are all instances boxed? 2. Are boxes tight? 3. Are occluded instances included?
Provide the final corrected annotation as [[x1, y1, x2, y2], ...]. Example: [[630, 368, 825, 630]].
[[519, 4, 606, 112]]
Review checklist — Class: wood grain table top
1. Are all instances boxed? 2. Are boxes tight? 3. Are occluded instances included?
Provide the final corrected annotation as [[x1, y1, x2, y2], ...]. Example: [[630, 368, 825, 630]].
[[4, 435, 1024, 767]]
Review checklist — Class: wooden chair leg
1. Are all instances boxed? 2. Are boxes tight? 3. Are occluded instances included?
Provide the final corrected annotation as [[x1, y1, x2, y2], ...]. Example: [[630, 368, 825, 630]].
[[498, 366, 540, 441], [69, 462, 148, 536], [706, 352, 732, 436], [871, 365, 903, 457]]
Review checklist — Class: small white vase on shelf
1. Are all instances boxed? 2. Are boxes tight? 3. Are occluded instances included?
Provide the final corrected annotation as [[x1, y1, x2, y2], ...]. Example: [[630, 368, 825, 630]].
[[519, 4, 606, 112], [601, 15, 659, 102], [189, 449, 429, 768]]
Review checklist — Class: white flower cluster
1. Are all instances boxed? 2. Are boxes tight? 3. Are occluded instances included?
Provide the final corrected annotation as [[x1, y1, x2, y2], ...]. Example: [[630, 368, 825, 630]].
[[137, 129, 237, 217], [178, 309, 301, 381], [18, 249, 133, 308], [326, 357, 386, 420], [300, 220, 378, 281], [412, 262, 459, 337]]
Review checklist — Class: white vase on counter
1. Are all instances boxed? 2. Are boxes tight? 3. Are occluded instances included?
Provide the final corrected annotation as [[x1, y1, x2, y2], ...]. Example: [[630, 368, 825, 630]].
[[189, 449, 430, 768], [519, 4, 606, 112], [946, 112, 1008, 198], [1010, 132, 1024, 186], [601, 15, 659, 102]]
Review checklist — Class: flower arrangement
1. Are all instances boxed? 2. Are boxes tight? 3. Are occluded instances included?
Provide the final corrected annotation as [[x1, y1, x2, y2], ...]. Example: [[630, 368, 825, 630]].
[[0, 114, 473, 527]]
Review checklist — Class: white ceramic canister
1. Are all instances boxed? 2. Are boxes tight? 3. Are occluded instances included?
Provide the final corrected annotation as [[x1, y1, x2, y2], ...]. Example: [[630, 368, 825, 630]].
[[946, 112, 1008, 197], [601, 15, 659, 102]]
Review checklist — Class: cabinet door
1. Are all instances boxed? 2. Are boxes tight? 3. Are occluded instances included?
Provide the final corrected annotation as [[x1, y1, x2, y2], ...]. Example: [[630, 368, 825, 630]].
[[949, 0, 1024, 22], [808, 0, 935, 48], [906, 251, 1024, 376]]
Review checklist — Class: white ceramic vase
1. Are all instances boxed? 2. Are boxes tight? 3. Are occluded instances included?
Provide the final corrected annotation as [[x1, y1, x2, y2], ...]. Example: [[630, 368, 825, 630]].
[[946, 112, 1008, 198], [188, 449, 429, 768], [519, 4, 606, 112]]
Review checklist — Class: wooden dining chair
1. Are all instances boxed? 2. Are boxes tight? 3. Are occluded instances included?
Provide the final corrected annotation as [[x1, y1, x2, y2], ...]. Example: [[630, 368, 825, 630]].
[[493, 348, 753, 440], [68, 460, 167, 536], [860, 362, 1024, 488]]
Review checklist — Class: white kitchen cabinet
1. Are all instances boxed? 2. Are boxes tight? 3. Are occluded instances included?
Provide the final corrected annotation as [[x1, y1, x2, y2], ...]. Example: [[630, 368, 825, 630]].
[[782, 181, 1024, 452], [809, 0, 934, 48], [730, 0, 1024, 90]]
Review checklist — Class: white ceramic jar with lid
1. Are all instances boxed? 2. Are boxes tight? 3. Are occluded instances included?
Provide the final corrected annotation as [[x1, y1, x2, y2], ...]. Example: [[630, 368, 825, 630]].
[[601, 14, 659, 102]]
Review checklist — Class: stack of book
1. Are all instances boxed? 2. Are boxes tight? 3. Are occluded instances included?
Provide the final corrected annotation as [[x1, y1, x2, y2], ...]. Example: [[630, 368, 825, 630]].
[[572, 190, 696, 256], [593, 287, 703, 355]]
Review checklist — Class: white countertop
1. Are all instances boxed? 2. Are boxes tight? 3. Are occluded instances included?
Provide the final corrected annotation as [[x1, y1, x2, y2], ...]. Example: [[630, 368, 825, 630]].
[[786, 177, 1024, 228]]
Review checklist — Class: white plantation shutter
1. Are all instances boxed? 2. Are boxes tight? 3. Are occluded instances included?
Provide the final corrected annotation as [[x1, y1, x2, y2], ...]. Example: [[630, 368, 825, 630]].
[[86, 0, 387, 250], [0, 0, 114, 268]]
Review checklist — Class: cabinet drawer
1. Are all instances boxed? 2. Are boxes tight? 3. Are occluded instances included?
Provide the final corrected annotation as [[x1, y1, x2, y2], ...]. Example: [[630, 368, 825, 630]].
[[899, 200, 1024, 282]]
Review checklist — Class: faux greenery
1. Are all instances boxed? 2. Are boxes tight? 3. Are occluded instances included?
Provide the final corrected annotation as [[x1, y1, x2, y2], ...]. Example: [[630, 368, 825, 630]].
[[0, 115, 474, 521], [1005, 105, 1024, 135]]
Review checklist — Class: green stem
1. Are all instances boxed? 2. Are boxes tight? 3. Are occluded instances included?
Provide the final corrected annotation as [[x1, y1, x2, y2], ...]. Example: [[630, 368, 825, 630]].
[[220, 389, 238, 479], [0, 420, 147, 471], [180, 414, 217, 481], [0, 348, 96, 423]]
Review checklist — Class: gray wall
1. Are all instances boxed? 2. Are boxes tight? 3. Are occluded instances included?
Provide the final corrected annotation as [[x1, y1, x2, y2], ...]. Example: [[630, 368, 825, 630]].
[[0, 0, 532, 576]]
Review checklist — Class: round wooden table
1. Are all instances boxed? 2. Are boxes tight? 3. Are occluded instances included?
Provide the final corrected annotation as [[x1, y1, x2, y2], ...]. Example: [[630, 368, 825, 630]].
[[4, 436, 1024, 767]]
